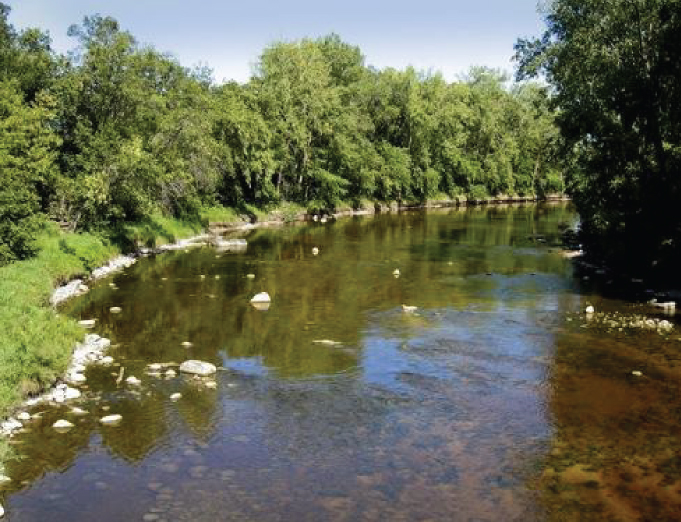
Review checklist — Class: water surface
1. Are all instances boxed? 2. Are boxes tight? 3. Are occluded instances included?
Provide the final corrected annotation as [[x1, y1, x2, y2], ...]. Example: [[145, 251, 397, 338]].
[[4, 204, 681, 521]]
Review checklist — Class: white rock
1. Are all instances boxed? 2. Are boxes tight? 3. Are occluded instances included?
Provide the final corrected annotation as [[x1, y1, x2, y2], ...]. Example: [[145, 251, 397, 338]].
[[393, 268, 400, 277], [0, 475, 11, 484], [320, 216, 328, 224], [99, 356, 114, 365], [402, 304, 418, 313], [70, 407, 88, 416], [312, 339, 342, 346], [79, 319, 96, 327], [246, 274, 255, 279], [0, 503, 4, 517], [312, 247, 319, 256], [148, 363, 163, 371], [659, 320, 673, 331], [126, 376, 142, 386], [181, 341, 193, 348], [632, 370, 643, 377], [204, 381, 217, 389], [25, 397, 42, 407], [68, 373, 87, 385], [110, 306, 122, 313], [64, 387, 81, 400], [170, 393, 182, 401], [16, 412, 31, 422], [179, 360, 217, 376], [1, 419, 22, 434], [165, 369, 177, 378], [100, 414, 122, 426], [250, 292, 271, 303], [52, 419, 74, 430], [585, 305, 595, 314]]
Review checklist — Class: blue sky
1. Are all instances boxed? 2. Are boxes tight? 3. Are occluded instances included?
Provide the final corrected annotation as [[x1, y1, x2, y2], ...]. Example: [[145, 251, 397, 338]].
[[6, 0, 546, 84]]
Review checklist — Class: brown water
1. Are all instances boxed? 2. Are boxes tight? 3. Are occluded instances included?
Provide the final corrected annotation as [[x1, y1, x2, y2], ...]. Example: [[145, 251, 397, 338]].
[[3, 204, 681, 521]]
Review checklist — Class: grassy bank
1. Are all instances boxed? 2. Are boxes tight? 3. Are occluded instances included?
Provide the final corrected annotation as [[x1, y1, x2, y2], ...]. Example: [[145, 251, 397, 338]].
[[0, 212, 232, 419]]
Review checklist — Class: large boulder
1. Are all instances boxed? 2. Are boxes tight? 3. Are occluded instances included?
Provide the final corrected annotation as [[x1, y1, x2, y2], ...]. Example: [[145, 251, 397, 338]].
[[179, 360, 217, 376]]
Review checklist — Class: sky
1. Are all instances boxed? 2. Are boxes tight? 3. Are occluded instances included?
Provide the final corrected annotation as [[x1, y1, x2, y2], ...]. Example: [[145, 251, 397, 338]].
[[5, 0, 546, 84]]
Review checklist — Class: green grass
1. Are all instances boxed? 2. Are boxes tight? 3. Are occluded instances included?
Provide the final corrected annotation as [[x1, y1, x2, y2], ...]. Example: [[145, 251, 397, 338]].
[[116, 214, 207, 249], [200, 205, 242, 224], [0, 223, 118, 412]]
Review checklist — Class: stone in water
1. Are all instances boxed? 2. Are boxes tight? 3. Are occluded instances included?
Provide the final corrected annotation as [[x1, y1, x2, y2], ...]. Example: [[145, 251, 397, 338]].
[[53, 419, 74, 430], [100, 414, 123, 426], [250, 292, 271, 303], [179, 360, 217, 376]]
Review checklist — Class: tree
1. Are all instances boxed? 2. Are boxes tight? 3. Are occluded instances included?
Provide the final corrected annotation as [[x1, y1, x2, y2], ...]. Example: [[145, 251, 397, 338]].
[[516, 0, 681, 278], [0, 81, 59, 264]]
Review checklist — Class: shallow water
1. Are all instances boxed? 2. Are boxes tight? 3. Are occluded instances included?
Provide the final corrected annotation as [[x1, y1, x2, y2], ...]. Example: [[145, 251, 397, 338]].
[[3, 204, 681, 521]]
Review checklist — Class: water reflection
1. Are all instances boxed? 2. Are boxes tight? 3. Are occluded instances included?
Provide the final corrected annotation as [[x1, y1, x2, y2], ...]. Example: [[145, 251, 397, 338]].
[[9, 203, 657, 521]]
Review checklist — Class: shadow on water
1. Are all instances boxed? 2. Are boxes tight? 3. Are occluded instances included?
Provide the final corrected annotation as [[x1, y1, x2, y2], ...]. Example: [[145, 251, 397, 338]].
[[4, 203, 680, 521]]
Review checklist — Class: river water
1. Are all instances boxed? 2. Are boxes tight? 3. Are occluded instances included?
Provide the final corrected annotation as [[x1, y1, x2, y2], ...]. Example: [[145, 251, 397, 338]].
[[3, 204, 681, 521]]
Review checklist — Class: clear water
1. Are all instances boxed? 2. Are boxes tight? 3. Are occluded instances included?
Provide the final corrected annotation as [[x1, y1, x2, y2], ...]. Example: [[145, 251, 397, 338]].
[[3, 204, 681, 521]]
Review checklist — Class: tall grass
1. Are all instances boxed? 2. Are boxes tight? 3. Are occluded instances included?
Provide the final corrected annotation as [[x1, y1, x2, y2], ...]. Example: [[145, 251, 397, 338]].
[[0, 223, 118, 412]]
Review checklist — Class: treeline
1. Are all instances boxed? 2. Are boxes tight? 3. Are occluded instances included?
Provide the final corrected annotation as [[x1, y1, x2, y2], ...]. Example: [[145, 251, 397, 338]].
[[0, 4, 563, 265], [516, 0, 681, 282]]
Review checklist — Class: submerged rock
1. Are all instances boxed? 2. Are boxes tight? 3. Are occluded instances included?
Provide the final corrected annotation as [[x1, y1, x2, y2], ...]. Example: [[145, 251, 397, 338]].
[[52, 419, 74, 430], [100, 414, 122, 426], [312, 247, 319, 256], [78, 319, 96, 327], [393, 268, 400, 277], [402, 304, 418, 313], [211, 237, 248, 252], [126, 376, 142, 386], [110, 306, 122, 314], [585, 305, 595, 314], [170, 393, 182, 401], [312, 339, 342, 347], [179, 360, 217, 376]]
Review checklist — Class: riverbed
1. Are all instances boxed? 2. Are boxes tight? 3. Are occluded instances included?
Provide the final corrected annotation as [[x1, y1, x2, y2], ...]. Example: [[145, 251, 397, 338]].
[[2, 203, 680, 521]]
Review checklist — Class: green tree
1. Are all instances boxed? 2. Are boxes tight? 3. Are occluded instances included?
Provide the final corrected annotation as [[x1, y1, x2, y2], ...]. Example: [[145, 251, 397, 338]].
[[0, 81, 60, 264], [516, 0, 681, 277]]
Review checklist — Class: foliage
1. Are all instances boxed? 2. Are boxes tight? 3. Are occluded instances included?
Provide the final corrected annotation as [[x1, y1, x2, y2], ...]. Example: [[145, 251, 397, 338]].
[[0, 80, 59, 265], [516, 0, 681, 279], [0, 5, 563, 252]]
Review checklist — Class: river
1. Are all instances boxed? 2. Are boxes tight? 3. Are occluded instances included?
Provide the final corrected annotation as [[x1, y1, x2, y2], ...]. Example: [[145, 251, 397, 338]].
[[3, 203, 681, 521]]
